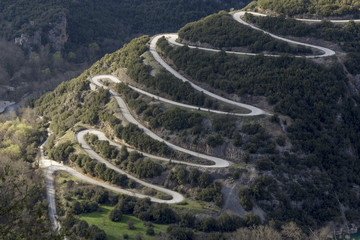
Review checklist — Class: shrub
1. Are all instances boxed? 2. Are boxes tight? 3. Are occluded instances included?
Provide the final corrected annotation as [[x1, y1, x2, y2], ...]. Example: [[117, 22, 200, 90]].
[[146, 226, 155, 236], [109, 207, 122, 222], [127, 220, 135, 230]]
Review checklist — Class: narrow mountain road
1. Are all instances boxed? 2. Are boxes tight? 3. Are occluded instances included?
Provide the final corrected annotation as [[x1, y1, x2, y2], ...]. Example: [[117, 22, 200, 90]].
[[165, 33, 279, 57], [244, 11, 360, 23], [78, 129, 215, 168], [41, 159, 183, 204], [232, 11, 336, 58], [91, 76, 232, 168], [41, 9, 353, 233], [40, 129, 185, 232], [149, 36, 269, 116], [92, 75, 253, 116]]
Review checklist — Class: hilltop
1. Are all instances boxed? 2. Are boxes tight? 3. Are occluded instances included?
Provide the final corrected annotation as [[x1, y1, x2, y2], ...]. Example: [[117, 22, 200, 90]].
[[1, 6, 360, 240], [245, 0, 360, 17]]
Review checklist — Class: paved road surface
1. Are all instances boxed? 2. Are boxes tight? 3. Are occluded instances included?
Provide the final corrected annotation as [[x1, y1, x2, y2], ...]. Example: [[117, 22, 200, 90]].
[[91, 76, 232, 168], [244, 11, 360, 23], [232, 12, 336, 58], [40, 129, 184, 233], [41, 10, 353, 233], [92, 75, 253, 116], [149, 36, 268, 116], [78, 129, 216, 168]]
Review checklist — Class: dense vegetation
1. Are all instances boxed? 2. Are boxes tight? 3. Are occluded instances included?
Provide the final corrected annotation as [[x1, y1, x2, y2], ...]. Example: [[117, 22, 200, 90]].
[[158, 37, 344, 120], [159, 38, 360, 228], [243, 13, 360, 75], [166, 166, 224, 206], [86, 134, 164, 179], [0, 0, 250, 102], [60, 180, 251, 238], [246, 0, 360, 17], [0, 117, 59, 239], [34, 36, 149, 135], [0, 0, 249, 53], [23, 5, 360, 236], [178, 12, 311, 54], [116, 82, 275, 155], [116, 83, 204, 131], [244, 13, 360, 52]]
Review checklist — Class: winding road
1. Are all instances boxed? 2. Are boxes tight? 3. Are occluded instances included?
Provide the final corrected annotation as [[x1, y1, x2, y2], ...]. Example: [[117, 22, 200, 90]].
[[149, 36, 269, 116], [90, 75, 231, 168], [78, 129, 215, 168], [93, 75, 254, 116], [232, 12, 336, 58], [40, 130, 185, 232], [41, 10, 354, 233]]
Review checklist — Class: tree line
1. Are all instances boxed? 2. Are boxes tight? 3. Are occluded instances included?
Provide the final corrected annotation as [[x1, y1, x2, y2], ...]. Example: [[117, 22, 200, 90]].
[[86, 133, 164, 179], [177, 12, 312, 54], [246, 0, 360, 17], [158, 35, 360, 228]]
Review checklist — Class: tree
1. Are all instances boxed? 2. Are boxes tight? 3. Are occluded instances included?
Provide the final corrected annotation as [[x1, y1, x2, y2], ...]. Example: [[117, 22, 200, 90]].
[[119, 145, 129, 161], [146, 227, 155, 236], [188, 168, 200, 186], [152, 205, 177, 224], [198, 172, 212, 188], [233, 133, 243, 147], [281, 222, 305, 240], [0, 158, 60, 239], [127, 221, 135, 230], [93, 190, 108, 204], [175, 167, 187, 185], [88, 224, 107, 240], [238, 188, 253, 211], [81, 200, 99, 213], [228, 225, 282, 240], [199, 217, 218, 232], [95, 162, 106, 179], [111, 173, 128, 187], [117, 196, 136, 214], [167, 225, 194, 240], [179, 213, 195, 228], [109, 207, 122, 222], [84, 161, 96, 176], [71, 201, 83, 215], [73, 220, 89, 237], [243, 213, 261, 227], [103, 168, 115, 182]]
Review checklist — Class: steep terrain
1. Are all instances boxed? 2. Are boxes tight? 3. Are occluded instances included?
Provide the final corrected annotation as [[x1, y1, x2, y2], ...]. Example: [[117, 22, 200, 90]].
[[1, 4, 360, 240], [246, 0, 360, 17], [0, 0, 250, 109]]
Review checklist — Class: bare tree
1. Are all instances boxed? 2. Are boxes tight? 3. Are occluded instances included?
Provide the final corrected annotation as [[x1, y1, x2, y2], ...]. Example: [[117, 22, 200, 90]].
[[228, 225, 282, 240]]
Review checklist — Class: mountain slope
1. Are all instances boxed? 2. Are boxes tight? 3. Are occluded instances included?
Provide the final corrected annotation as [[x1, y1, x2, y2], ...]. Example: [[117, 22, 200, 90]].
[[246, 0, 360, 17], [3, 5, 360, 239], [0, 0, 251, 106]]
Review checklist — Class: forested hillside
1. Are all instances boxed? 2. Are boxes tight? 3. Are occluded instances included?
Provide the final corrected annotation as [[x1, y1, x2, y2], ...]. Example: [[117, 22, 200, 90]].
[[155, 10, 360, 232], [245, 0, 360, 17], [178, 12, 311, 54], [0, 0, 249, 104], [2, 2, 360, 239], [0, 113, 59, 239]]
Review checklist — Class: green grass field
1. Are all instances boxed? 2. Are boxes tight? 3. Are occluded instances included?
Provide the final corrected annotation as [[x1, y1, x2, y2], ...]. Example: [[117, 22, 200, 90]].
[[79, 205, 168, 240]]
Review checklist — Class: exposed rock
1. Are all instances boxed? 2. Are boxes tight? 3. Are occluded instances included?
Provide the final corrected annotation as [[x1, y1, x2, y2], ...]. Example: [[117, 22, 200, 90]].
[[14, 15, 68, 52], [221, 179, 247, 217], [14, 34, 28, 46], [355, 74, 360, 92], [0, 100, 15, 113], [48, 15, 68, 51]]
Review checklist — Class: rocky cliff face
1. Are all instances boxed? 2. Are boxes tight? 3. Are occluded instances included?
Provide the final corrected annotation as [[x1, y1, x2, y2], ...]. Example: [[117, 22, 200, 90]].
[[15, 15, 68, 52], [48, 15, 68, 51]]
